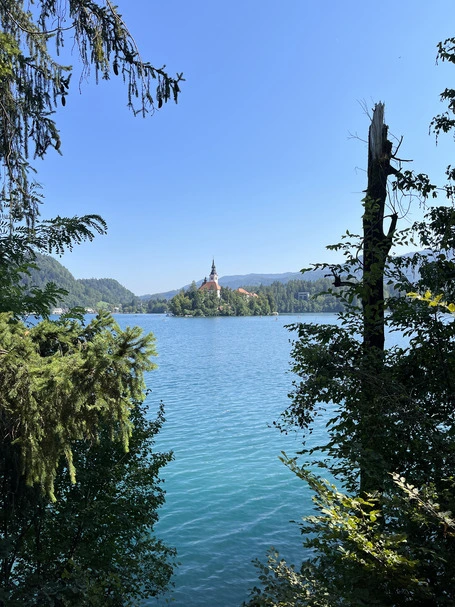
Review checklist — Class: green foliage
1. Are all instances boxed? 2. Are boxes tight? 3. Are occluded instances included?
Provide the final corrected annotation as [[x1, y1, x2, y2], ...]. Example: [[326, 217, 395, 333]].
[[168, 285, 273, 317], [20, 253, 83, 308], [20, 253, 168, 312], [245, 462, 455, 607], [146, 298, 168, 314], [0, 399, 176, 606], [77, 278, 138, 310], [167, 279, 346, 317], [0, 216, 108, 317], [0, 3, 178, 603], [0, 0, 183, 220], [247, 43, 455, 605], [243, 278, 345, 314], [0, 311, 156, 500], [0, 0, 182, 315], [265, 222, 455, 606], [0, 312, 177, 605], [278, 235, 455, 494]]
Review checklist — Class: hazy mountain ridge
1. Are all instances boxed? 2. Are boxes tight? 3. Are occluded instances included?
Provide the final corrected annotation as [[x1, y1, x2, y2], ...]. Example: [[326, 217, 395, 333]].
[[140, 269, 328, 300]]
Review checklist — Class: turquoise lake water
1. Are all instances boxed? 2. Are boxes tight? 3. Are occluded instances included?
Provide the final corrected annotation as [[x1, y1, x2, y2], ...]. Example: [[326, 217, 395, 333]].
[[114, 314, 338, 607]]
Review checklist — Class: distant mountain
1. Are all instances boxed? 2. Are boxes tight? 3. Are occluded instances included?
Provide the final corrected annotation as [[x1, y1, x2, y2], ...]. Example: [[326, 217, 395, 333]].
[[219, 269, 328, 288], [22, 253, 139, 309], [140, 253, 433, 302], [140, 268, 328, 301], [139, 289, 180, 301]]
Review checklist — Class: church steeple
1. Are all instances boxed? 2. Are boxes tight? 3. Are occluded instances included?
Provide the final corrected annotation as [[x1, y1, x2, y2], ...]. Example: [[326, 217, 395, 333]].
[[199, 258, 221, 298], [209, 259, 218, 283]]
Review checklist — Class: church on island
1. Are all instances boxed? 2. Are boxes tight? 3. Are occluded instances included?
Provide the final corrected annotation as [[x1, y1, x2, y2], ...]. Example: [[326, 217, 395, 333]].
[[199, 259, 222, 298], [198, 260, 258, 299], [168, 259, 269, 317]]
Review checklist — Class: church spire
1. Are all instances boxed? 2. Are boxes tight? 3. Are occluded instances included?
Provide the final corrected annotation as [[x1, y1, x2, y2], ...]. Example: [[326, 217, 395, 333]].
[[210, 258, 217, 280], [199, 258, 221, 298], [209, 259, 218, 283]]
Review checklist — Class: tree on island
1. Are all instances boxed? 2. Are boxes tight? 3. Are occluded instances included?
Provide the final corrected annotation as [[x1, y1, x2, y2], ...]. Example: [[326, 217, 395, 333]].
[[246, 39, 455, 607], [168, 284, 273, 316], [0, 2, 180, 603]]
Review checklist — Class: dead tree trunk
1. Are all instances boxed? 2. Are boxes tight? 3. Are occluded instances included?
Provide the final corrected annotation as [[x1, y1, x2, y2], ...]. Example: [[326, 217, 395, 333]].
[[360, 103, 397, 494], [363, 103, 397, 352]]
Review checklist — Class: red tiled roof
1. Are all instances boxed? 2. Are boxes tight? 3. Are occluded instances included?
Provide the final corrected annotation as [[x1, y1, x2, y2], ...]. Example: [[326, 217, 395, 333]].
[[199, 281, 221, 291], [236, 287, 258, 297]]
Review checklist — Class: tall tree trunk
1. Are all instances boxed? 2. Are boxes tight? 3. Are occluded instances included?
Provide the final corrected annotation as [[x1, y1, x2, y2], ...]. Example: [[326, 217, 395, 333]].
[[360, 103, 397, 494]]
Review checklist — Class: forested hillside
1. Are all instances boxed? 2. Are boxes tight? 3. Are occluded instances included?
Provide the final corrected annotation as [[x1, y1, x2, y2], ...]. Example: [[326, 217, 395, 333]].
[[243, 277, 344, 313], [22, 253, 142, 311]]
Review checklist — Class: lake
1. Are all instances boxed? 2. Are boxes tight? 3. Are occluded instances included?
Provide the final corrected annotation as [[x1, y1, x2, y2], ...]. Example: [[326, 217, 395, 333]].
[[114, 313, 337, 607]]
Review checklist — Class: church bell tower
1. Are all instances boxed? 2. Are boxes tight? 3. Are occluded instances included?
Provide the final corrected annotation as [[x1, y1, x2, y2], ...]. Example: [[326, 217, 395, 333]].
[[209, 259, 218, 284]]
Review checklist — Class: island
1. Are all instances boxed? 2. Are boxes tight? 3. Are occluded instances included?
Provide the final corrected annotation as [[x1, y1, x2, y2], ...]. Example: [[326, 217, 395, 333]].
[[168, 260, 275, 316]]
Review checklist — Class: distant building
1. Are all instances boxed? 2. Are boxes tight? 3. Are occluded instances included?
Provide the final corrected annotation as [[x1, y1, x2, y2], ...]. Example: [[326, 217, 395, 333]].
[[199, 259, 222, 299], [236, 287, 258, 298], [297, 291, 310, 300], [51, 307, 65, 315]]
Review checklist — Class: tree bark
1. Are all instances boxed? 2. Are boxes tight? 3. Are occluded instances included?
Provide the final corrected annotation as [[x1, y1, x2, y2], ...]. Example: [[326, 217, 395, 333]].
[[363, 103, 397, 352], [360, 103, 397, 494]]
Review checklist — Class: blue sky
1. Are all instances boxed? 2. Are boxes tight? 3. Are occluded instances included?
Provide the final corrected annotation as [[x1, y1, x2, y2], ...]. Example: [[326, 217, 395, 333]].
[[37, 0, 455, 295]]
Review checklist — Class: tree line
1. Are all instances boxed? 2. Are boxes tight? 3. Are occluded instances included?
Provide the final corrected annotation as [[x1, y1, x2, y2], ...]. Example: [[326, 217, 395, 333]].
[[243, 277, 344, 313], [164, 278, 346, 316], [167, 283, 273, 316]]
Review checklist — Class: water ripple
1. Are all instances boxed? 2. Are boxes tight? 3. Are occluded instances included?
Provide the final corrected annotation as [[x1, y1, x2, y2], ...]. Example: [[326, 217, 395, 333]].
[[114, 314, 335, 606]]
